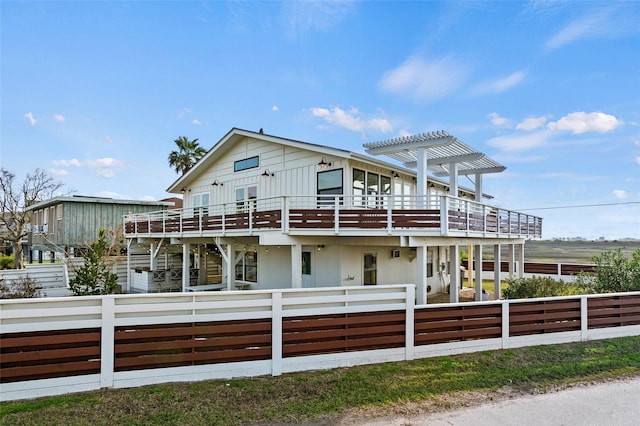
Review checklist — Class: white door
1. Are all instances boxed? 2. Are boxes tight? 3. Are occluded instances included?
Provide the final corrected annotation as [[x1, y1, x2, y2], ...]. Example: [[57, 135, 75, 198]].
[[301, 250, 314, 288]]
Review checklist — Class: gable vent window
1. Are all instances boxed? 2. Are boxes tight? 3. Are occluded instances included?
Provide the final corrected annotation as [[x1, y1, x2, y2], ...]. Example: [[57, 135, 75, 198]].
[[234, 156, 259, 172]]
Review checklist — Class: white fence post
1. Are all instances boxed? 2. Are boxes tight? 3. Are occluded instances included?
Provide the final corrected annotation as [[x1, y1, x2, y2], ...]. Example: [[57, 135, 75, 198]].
[[272, 291, 283, 376], [405, 285, 415, 361], [502, 301, 510, 348], [581, 296, 589, 341], [100, 296, 116, 388]]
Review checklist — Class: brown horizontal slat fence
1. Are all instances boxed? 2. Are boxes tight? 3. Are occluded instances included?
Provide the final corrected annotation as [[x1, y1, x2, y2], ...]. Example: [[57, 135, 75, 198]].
[[0, 328, 101, 383], [282, 310, 406, 357], [114, 318, 272, 372], [509, 299, 581, 336], [587, 295, 640, 329], [414, 304, 502, 345]]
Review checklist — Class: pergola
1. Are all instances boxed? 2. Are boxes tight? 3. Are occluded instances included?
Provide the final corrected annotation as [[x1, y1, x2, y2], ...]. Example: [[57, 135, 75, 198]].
[[364, 131, 505, 204], [364, 131, 510, 305]]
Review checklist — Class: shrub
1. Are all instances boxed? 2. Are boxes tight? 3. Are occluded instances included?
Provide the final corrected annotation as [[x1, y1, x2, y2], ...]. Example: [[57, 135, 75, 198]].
[[502, 275, 588, 299], [0, 275, 42, 298], [576, 248, 640, 293], [68, 228, 119, 296]]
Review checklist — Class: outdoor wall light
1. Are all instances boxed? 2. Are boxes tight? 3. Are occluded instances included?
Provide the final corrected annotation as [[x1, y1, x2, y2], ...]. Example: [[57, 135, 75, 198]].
[[211, 179, 223, 187], [318, 157, 332, 168], [317, 245, 325, 251], [180, 188, 186, 193], [392, 171, 400, 178], [261, 169, 274, 178]]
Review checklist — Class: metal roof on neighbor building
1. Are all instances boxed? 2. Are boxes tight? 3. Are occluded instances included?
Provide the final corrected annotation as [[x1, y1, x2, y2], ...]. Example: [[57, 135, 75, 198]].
[[363, 131, 506, 177]]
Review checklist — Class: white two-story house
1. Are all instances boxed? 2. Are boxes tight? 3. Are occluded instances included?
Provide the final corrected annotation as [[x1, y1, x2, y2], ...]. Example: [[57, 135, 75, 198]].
[[124, 128, 541, 303]]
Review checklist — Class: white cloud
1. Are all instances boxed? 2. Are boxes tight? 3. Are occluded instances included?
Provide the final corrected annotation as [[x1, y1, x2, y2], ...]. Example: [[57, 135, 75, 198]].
[[487, 112, 512, 128], [516, 116, 549, 131], [311, 106, 392, 134], [546, 14, 604, 50], [635, 156, 640, 165], [272, 105, 279, 112], [612, 189, 628, 199], [48, 168, 69, 177], [141, 195, 156, 201], [191, 119, 202, 125], [378, 56, 468, 102], [54, 114, 65, 122], [487, 130, 553, 152], [177, 108, 192, 119], [24, 112, 37, 126], [85, 157, 126, 178], [472, 71, 526, 95], [52, 158, 81, 167], [547, 112, 622, 134]]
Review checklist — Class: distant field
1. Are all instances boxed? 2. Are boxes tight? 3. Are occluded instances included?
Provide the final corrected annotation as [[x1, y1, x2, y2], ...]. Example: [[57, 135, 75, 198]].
[[523, 240, 640, 263]]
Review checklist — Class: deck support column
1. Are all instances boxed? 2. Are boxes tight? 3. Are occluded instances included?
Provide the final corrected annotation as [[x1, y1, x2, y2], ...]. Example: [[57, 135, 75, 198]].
[[518, 243, 525, 278], [415, 244, 428, 305], [291, 244, 302, 288], [474, 244, 483, 301], [508, 244, 515, 279], [182, 243, 190, 291], [150, 242, 157, 271], [493, 244, 501, 300], [225, 245, 235, 291], [474, 173, 483, 202], [449, 245, 460, 303], [449, 162, 459, 199]]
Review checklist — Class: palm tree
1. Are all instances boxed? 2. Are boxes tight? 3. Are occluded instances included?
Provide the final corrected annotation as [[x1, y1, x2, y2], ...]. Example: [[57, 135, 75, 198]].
[[168, 136, 207, 175]]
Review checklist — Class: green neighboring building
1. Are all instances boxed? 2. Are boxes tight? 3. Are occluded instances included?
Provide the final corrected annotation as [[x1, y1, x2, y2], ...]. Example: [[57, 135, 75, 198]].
[[26, 195, 174, 260]]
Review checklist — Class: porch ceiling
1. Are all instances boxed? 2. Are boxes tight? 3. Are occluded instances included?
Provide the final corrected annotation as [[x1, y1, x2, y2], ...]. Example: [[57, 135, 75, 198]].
[[363, 131, 506, 177]]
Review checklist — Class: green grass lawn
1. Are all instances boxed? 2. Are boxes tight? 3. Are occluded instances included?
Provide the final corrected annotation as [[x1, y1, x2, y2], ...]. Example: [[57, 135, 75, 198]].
[[2, 336, 640, 426]]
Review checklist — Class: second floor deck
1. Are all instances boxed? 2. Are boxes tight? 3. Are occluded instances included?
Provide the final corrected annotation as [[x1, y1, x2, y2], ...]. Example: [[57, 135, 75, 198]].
[[124, 195, 542, 240]]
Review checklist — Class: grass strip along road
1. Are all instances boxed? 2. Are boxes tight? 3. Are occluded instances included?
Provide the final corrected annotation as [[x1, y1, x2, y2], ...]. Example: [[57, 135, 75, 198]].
[[2, 336, 640, 425]]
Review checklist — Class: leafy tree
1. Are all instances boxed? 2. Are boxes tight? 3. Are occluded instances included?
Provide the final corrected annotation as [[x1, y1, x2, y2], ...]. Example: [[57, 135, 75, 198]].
[[68, 228, 119, 296], [577, 248, 640, 293], [168, 136, 207, 175], [0, 168, 64, 269]]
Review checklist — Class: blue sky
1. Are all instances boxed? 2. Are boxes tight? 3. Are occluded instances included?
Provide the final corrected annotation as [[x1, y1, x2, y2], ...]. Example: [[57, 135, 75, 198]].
[[1, 1, 639, 240]]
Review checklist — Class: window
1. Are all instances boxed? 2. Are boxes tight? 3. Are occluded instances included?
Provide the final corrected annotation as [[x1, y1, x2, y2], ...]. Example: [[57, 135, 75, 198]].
[[317, 169, 343, 206], [192, 192, 210, 215], [236, 185, 257, 213], [234, 156, 259, 172], [56, 204, 63, 220], [235, 250, 257, 282], [353, 169, 365, 206]]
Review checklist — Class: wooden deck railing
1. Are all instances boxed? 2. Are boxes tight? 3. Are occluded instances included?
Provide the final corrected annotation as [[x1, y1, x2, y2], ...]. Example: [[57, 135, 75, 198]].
[[124, 195, 542, 238]]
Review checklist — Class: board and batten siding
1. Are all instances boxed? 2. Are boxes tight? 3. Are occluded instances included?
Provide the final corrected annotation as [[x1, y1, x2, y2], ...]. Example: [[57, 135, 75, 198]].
[[187, 137, 344, 206]]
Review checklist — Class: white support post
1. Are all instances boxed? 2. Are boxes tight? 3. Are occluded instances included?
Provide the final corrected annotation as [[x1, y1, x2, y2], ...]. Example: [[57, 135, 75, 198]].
[[100, 296, 115, 388], [291, 244, 302, 288], [474, 244, 483, 301], [125, 238, 132, 293], [508, 244, 515, 279], [417, 147, 427, 208], [405, 285, 415, 361], [272, 291, 283, 376], [449, 161, 459, 200], [415, 244, 428, 305], [150, 242, 156, 271], [182, 243, 190, 291], [282, 196, 289, 234], [449, 245, 460, 303], [226, 245, 235, 291], [474, 173, 483, 202], [494, 244, 501, 300], [518, 243, 525, 278]]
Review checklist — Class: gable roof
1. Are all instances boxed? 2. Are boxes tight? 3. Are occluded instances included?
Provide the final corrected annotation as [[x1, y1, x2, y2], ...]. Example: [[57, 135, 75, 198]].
[[167, 127, 413, 193], [27, 195, 173, 211]]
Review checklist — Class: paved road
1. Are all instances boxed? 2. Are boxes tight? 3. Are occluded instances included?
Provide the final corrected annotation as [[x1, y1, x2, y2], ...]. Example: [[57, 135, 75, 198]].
[[346, 377, 640, 426]]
